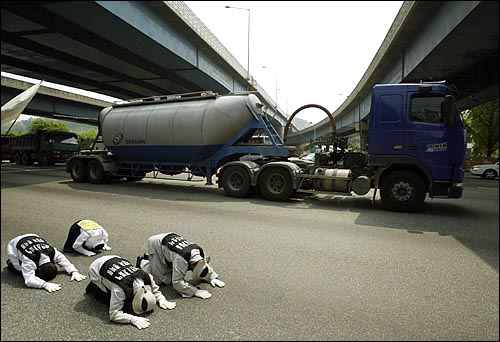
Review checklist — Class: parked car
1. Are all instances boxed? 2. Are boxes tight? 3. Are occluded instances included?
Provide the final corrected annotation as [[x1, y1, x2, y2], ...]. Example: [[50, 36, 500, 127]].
[[470, 161, 499, 180]]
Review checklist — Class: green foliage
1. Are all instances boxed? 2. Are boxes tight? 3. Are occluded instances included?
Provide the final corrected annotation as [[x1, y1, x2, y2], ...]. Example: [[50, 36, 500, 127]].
[[76, 129, 98, 150], [3, 117, 98, 150], [3, 116, 97, 135], [29, 119, 70, 133], [463, 98, 499, 158], [3, 130, 23, 137], [1, 118, 31, 135]]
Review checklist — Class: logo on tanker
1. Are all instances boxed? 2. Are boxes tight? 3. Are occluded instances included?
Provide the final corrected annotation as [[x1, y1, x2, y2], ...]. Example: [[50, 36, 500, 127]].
[[125, 139, 146, 145], [113, 133, 123, 145], [112, 133, 146, 145]]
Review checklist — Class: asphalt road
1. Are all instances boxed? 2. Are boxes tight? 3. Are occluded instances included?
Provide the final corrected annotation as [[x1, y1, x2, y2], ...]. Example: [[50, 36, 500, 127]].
[[1, 163, 498, 341]]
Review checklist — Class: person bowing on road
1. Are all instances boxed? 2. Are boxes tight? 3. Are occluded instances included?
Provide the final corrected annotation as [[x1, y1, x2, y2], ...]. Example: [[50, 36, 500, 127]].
[[6, 233, 87, 292], [136, 232, 225, 300], [63, 219, 112, 256], [86, 255, 176, 330]]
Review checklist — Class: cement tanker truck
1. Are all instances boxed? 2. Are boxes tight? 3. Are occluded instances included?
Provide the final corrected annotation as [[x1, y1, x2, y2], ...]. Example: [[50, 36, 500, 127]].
[[67, 90, 291, 184], [67, 84, 466, 212]]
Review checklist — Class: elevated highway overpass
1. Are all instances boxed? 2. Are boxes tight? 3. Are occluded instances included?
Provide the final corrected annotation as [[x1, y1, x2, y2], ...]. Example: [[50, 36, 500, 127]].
[[287, 1, 499, 145], [1, 75, 107, 125], [2, 1, 498, 147], [1, 1, 293, 129]]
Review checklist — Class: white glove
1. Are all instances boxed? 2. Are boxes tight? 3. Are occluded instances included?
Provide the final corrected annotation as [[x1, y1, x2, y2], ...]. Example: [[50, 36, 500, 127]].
[[81, 250, 96, 257], [130, 316, 150, 330], [102, 244, 112, 251], [158, 298, 176, 310], [70, 271, 86, 282], [194, 289, 212, 299], [210, 278, 225, 288], [42, 282, 61, 293]]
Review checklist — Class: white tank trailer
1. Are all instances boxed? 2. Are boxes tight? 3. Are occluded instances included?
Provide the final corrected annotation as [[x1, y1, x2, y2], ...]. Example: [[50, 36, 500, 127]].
[[66, 91, 291, 185], [100, 93, 261, 164]]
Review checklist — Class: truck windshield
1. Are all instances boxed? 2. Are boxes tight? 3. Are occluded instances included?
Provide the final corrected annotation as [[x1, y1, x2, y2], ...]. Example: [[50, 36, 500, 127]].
[[410, 96, 444, 124], [51, 134, 79, 145]]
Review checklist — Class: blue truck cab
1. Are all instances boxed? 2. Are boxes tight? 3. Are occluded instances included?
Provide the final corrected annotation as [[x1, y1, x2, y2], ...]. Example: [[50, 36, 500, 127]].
[[368, 83, 466, 211]]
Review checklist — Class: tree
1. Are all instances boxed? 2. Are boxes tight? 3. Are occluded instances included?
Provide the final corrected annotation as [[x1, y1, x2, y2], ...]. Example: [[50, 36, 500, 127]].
[[29, 118, 70, 133], [77, 129, 98, 150], [463, 98, 499, 158]]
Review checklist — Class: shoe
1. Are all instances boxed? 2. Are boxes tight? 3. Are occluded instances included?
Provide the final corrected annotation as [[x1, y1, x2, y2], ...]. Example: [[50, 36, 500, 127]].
[[135, 255, 143, 268]]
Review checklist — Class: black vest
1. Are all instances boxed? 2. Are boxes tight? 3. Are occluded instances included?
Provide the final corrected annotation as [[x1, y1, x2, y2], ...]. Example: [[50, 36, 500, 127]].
[[161, 233, 204, 263], [99, 257, 152, 300], [16, 235, 56, 265]]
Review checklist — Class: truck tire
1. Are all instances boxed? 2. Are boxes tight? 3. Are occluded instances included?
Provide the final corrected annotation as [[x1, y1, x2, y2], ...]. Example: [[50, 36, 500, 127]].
[[380, 170, 426, 212], [482, 169, 498, 180], [69, 159, 88, 183], [87, 159, 111, 184], [220, 166, 251, 198], [259, 167, 294, 202], [40, 153, 50, 166], [21, 153, 33, 165], [14, 153, 22, 165]]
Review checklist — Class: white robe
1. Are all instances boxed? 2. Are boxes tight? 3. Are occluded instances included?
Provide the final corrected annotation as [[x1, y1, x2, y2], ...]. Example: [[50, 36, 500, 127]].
[[6, 233, 77, 288], [142, 233, 198, 298], [88, 255, 166, 324]]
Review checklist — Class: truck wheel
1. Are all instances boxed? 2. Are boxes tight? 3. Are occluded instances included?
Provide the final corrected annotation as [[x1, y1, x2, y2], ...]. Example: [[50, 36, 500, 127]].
[[259, 167, 294, 201], [221, 166, 251, 198], [87, 159, 111, 184], [380, 170, 426, 212], [69, 159, 88, 183], [40, 153, 50, 166], [21, 153, 33, 165], [482, 169, 498, 180], [14, 153, 22, 165]]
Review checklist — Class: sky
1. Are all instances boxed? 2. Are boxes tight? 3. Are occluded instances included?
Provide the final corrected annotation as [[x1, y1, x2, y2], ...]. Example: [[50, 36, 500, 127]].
[[2, 1, 403, 125], [184, 1, 403, 123]]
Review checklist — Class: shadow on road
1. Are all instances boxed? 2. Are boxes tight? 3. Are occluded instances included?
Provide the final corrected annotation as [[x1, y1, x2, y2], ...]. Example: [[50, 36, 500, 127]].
[[59, 176, 499, 273], [73, 293, 112, 324], [4, 165, 497, 274], [1, 268, 27, 289], [1, 164, 68, 190]]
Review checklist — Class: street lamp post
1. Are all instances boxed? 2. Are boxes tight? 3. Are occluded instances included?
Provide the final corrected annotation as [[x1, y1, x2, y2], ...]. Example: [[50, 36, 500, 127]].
[[225, 6, 250, 81]]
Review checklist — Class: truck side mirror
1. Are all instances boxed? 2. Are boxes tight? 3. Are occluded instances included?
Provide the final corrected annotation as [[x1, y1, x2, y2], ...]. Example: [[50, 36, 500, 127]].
[[441, 95, 457, 127]]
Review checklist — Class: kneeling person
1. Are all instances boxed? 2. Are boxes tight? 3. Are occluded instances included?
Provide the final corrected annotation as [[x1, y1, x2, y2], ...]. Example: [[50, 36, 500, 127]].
[[6, 233, 86, 292], [137, 232, 225, 300], [63, 219, 112, 256], [87, 255, 176, 330]]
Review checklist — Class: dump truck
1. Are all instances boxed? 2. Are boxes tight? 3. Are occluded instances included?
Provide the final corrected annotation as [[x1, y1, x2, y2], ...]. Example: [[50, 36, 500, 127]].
[[1, 135, 15, 162], [66, 84, 466, 212], [11, 130, 80, 166]]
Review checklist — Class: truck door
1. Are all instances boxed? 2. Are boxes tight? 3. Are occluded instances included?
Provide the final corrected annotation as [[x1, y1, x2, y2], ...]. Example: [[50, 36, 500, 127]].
[[405, 94, 458, 180], [368, 92, 406, 155]]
